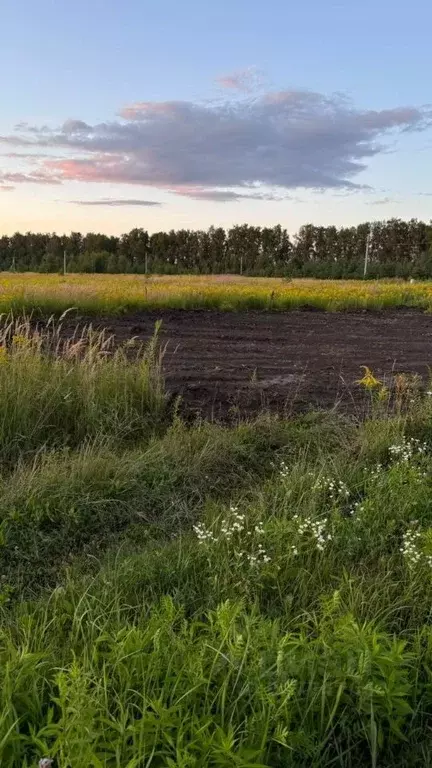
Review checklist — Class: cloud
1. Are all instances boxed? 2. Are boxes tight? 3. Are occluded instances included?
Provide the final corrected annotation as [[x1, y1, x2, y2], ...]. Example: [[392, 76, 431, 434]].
[[367, 196, 399, 205], [0, 184, 14, 191], [417, 191, 432, 196], [118, 101, 184, 121], [0, 85, 431, 200], [215, 67, 265, 93], [172, 186, 287, 202], [62, 119, 92, 134], [71, 198, 162, 206], [1, 151, 64, 159], [0, 171, 61, 185]]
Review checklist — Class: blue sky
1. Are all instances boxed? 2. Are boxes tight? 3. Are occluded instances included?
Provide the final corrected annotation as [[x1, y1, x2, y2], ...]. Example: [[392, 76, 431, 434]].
[[1, 0, 431, 234]]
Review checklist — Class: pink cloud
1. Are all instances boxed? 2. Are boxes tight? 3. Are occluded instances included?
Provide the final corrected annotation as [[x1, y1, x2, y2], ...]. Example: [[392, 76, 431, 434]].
[[119, 101, 183, 120], [216, 67, 264, 93], [217, 74, 245, 90], [46, 158, 100, 181], [45, 156, 141, 185], [0, 82, 431, 199]]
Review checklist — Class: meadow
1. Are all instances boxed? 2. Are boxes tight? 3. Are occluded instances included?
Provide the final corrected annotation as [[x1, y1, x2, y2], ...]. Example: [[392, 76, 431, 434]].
[[0, 319, 432, 766], [2, 272, 432, 314]]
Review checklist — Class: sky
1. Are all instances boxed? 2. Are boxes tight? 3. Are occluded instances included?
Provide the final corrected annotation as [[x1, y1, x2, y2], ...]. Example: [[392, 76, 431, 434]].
[[0, 0, 431, 235]]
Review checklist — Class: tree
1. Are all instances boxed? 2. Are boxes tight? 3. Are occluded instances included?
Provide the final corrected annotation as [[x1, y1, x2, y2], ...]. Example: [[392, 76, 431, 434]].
[[120, 228, 149, 272], [1, 220, 432, 278]]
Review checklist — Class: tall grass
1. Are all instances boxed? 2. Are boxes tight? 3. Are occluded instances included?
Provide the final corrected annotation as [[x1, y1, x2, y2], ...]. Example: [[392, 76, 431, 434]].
[[0, 317, 166, 463]]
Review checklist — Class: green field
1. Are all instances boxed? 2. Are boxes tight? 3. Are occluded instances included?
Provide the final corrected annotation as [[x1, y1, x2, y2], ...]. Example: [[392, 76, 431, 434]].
[[1, 321, 432, 767]]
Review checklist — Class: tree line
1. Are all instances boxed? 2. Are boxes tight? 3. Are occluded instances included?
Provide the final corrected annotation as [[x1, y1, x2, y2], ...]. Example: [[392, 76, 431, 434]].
[[1, 219, 432, 278]]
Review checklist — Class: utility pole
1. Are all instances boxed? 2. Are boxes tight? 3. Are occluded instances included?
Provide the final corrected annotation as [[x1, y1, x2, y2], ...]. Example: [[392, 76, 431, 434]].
[[144, 251, 148, 275], [363, 230, 372, 279], [63, 249, 67, 276], [11, 254, 16, 272], [240, 255, 243, 275]]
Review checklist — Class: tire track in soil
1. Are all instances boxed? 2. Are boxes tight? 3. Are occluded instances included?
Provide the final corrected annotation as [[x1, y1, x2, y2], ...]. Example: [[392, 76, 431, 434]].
[[59, 309, 432, 420]]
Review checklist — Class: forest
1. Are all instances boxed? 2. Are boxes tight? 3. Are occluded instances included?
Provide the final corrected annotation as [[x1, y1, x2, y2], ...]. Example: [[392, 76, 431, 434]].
[[1, 218, 432, 277]]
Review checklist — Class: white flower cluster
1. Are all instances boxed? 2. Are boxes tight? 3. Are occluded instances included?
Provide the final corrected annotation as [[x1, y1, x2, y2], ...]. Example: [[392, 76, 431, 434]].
[[389, 437, 427, 463], [400, 527, 422, 566], [245, 545, 271, 566], [410, 467, 428, 483], [292, 514, 332, 552], [348, 500, 366, 517], [313, 476, 349, 503], [193, 521, 217, 543], [369, 463, 383, 480], [193, 506, 270, 567], [221, 507, 246, 538], [279, 460, 290, 480], [400, 526, 432, 568]]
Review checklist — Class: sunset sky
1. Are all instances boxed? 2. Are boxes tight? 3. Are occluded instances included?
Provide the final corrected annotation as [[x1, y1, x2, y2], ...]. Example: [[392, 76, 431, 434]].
[[1, 0, 432, 235]]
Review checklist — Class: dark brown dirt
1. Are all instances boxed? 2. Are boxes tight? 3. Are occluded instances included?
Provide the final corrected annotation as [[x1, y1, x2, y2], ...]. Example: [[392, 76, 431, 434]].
[[59, 309, 432, 419]]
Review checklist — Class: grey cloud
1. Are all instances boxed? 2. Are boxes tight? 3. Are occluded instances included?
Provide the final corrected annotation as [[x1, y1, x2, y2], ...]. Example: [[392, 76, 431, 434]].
[[13, 122, 49, 134], [1, 152, 61, 159], [71, 198, 162, 206], [0, 87, 431, 199], [367, 197, 399, 205], [0, 135, 39, 146], [62, 119, 92, 134], [177, 188, 287, 202], [0, 171, 61, 185]]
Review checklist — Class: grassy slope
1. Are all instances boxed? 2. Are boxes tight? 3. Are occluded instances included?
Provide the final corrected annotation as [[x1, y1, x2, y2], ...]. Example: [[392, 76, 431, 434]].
[[1, 324, 432, 766]]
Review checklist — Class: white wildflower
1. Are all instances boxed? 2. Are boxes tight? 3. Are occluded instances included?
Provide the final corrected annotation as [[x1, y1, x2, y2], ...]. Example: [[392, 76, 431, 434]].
[[389, 437, 427, 464], [193, 507, 270, 567], [279, 460, 290, 480], [400, 525, 431, 568], [291, 514, 331, 553], [313, 475, 349, 503]]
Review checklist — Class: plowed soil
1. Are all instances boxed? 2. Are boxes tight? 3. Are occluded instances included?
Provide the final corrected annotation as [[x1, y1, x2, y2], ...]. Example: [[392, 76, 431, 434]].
[[60, 309, 432, 419]]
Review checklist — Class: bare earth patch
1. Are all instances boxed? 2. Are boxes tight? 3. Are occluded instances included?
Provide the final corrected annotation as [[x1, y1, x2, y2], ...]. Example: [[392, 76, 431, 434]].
[[56, 308, 432, 419]]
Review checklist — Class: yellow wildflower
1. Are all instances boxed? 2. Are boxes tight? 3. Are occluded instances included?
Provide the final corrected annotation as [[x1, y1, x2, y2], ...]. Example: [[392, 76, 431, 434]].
[[12, 334, 28, 346], [357, 366, 382, 390], [377, 385, 390, 401]]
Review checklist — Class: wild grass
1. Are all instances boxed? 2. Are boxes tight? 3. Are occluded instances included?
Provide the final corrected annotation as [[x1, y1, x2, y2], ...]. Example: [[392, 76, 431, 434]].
[[0, 317, 166, 464], [1, 324, 432, 765], [2, 272, 432, 314]]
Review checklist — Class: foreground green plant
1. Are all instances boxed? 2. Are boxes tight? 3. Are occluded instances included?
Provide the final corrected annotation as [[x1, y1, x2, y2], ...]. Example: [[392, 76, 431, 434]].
[[2, 324, 432, 765], [3, 589, 431, 768]]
